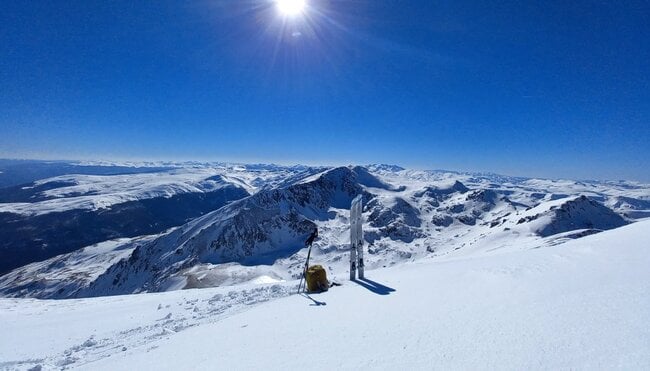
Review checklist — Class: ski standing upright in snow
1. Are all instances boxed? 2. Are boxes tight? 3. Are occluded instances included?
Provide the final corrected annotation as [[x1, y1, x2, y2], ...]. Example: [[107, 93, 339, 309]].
[[350, 195, 364, 280]]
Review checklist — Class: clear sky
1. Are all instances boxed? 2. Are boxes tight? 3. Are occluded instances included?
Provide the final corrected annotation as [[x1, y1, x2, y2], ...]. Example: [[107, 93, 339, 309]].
[[1, 1, 649, 181]]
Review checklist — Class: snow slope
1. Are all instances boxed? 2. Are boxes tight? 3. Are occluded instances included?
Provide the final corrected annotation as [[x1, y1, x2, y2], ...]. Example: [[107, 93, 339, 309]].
[[1, 219, 649, 370], [0, 237, 156, 298]]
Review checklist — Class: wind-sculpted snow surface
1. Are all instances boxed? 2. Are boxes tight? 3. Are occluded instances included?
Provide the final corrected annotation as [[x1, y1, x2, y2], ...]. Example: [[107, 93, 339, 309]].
[[0, 281, 296, 370], [0, 162, 648, 299]]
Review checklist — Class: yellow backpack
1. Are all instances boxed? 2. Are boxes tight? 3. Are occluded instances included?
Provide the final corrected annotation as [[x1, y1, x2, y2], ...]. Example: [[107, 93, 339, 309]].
[[306, 265, 329, 292]]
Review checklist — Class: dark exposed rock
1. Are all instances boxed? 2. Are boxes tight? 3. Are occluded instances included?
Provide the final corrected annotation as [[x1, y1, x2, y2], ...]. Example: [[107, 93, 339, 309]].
[[432, 215, 453, 227]]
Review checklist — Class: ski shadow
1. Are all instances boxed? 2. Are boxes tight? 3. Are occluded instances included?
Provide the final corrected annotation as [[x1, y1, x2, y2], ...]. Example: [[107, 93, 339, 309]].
[[300, 292, 327, 306], [352, 277, 396, 296]]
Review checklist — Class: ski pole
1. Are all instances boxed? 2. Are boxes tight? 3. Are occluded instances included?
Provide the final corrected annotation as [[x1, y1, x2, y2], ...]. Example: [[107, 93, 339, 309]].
[[296, 244, 312, 294]]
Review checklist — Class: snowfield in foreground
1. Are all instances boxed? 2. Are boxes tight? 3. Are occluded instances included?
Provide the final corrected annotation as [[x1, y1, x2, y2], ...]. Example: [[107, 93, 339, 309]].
[[2, 219, 649, 370]]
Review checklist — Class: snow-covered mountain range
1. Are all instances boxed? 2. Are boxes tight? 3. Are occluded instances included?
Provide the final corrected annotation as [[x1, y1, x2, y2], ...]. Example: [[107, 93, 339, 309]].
[[0, 163, 315, 274], [1, 161, 648, 299]]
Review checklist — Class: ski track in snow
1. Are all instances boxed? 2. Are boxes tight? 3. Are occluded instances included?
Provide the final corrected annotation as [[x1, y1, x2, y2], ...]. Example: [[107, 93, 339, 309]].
[[0, 283, 296, 370]]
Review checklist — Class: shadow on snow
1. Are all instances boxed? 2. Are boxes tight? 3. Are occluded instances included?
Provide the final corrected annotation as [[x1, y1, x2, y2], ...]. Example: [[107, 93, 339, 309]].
[[352, 277, 396, 295], [300, 292, 326, 306]]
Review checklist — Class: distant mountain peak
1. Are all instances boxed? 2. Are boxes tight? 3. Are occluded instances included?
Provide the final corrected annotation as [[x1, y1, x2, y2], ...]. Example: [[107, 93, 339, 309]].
[[517, 195, 629, 237]]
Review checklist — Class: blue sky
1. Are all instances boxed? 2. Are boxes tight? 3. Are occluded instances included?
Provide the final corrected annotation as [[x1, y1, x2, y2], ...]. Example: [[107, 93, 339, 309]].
[[1, 1, 649, 181]]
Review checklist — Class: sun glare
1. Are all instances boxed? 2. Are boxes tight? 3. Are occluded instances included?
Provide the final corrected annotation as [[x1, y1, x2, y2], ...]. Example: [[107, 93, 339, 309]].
[[276, 0, 306, 17]]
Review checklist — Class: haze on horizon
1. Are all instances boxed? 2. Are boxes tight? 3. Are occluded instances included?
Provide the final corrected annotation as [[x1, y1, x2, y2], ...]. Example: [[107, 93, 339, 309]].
[[1, 1, 649, 181]]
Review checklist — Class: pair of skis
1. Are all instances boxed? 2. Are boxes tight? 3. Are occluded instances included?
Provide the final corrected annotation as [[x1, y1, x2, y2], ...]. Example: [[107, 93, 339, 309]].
[[350, 195, 364, 280], [297, 194, 364, 295]]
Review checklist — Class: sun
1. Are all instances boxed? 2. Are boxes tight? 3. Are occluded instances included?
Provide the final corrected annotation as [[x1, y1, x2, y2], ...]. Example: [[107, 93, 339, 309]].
[[275, 0, 306, 17]]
